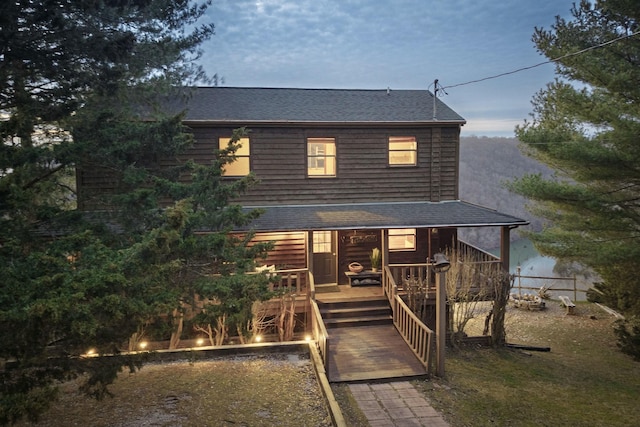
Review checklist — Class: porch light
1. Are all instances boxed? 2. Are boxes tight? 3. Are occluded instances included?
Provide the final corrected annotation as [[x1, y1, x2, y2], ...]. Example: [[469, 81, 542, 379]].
[[432, 253, 450, 272]]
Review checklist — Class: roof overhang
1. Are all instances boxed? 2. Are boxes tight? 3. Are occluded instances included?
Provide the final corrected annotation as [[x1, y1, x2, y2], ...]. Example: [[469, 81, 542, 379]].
[[235, 200, 528, 232], [183, 120, 466, 127]]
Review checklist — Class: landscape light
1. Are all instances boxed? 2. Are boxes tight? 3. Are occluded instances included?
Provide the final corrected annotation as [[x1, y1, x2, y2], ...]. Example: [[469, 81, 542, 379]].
[[304, 335, 312, 342], [138, 341, 148, 350], [196, 338, 205, 346], [255, 335, 262, 343]]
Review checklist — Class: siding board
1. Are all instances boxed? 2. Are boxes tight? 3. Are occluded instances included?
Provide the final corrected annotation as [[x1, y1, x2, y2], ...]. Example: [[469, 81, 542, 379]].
[[78, 124, 461, 209]]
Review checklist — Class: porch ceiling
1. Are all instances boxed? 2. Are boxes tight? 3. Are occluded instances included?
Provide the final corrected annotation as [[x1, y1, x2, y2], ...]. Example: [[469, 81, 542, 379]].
[[236, 200, 529, 232]]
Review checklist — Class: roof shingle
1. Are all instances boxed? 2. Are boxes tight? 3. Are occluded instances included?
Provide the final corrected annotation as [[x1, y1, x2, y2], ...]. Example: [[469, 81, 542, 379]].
[[237, 201, 528, 232], [168, 87, 465, 124]]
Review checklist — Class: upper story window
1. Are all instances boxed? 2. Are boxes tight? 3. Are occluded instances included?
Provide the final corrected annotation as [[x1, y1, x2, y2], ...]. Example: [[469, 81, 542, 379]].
[[219, 137, 250, 176], [307, 138, 336, 177], [389, 228, 416, 251], [389, 136, 417, 166]]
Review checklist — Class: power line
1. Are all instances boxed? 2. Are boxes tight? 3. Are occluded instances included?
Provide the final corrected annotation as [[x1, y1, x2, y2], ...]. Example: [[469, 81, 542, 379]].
[[442, 30, 640, 90]]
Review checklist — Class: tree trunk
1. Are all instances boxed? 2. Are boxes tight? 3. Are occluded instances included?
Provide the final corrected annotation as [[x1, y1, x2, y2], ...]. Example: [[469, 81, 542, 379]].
[[169, 309, 183, 349], [490, 274, 513, 346]]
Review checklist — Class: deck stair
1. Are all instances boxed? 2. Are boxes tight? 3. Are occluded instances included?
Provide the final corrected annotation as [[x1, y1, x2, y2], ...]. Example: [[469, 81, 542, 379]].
[[318, 297, 392, 328]]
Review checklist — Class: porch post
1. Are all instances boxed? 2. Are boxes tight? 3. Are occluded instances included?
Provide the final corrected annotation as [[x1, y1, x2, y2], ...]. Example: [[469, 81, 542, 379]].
[[500, 226, 511, 273], [435, 270, 446, 377], [382, 229, 389, 287], [307, 231, 314, 272]]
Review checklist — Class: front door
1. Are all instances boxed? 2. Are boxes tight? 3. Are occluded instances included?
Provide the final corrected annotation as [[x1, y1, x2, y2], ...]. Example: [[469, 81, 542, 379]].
[[312, 231, 337, 284]]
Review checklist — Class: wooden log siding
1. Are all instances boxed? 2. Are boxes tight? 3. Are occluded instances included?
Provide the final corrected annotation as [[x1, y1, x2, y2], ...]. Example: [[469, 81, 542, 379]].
[[76, 125, 461, 210], [245, 231, 307, 270], [338, 230, 381, 280], [178, 125, 460, 206]]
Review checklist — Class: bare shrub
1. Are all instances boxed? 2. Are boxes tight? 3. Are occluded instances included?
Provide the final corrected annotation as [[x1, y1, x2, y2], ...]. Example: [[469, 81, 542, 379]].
[[484, 271, 513, 346], [277, 292, 297, 342], [444, 249, 512, 347], [194, 314, 227, 346], [405, 277, 432, 322], [445, 251, 490, 346]]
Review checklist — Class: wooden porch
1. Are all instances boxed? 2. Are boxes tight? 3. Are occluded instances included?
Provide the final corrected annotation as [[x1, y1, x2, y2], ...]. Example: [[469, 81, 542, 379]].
[[284, 241, 502, 382], [325, 323, 428, 382], [315, 285, 429, 382]]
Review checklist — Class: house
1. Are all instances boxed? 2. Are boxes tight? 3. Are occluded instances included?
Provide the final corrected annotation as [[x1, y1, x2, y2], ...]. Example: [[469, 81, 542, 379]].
[[136, 87, 527, 284], [77, 86, 528, 282], [76, 86, 528, 377]]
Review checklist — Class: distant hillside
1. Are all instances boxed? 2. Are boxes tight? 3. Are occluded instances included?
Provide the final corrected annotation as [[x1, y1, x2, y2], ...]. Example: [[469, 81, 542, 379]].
[[458, 136, 553, 249]]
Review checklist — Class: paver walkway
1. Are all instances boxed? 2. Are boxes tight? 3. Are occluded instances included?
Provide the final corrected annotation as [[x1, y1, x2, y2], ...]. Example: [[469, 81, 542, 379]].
[[348, 381, 449, 426]]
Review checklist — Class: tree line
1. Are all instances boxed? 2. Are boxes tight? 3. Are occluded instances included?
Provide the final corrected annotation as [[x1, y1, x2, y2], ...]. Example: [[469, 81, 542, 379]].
[[458, 135, 551, 249]]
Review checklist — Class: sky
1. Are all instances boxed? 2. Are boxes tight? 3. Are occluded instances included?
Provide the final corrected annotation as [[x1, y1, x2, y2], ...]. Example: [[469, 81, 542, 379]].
[[197, 0, 578, 137]]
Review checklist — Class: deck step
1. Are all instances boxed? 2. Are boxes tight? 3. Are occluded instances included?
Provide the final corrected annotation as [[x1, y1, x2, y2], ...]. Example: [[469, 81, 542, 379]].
[[319, 298, 393, 328], [317, 297, 389, 309], [321, 305, 391, 319], [323, 315, 393, 328]]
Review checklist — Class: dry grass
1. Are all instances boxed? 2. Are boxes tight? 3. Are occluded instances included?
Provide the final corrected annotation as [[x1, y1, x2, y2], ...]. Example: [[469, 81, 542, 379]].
[[414, 300, 640, 427], [14, 299, 640, 427], [15, 354, 332, 427], [330, 384, 369, 426]]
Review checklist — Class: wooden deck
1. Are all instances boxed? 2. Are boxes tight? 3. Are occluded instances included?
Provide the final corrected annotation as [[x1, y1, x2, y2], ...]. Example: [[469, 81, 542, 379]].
[[317, 284, 428, 382]]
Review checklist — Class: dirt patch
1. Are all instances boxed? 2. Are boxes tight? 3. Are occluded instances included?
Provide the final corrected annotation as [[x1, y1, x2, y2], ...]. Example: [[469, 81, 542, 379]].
[[460, 295, 594, 343], [16, 354, 332, 427]]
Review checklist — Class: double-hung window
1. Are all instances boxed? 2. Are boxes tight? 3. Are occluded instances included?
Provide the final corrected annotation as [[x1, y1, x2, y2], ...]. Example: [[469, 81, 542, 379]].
[[307, 138, 336, 177], [389, 136, 417, 166], [219, 136, 250, 176], [389, 228, 417, 251]]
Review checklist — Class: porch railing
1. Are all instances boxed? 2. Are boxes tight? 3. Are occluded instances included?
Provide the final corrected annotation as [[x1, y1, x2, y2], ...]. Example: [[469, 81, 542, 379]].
[[383, 266, 433, 372], [457, 240, 501, 263], [307, 272, 330, 379], [267, 268, 309, 294], [386, 263, 435, 294], [387, 241, 502, 293]]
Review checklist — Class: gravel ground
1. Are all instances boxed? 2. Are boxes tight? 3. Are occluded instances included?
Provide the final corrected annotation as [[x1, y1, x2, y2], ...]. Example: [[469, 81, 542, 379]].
[[15, 353, 333, 427]]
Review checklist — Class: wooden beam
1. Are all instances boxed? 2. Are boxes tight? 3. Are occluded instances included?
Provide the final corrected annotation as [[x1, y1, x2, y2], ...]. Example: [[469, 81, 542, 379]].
[[435, 270, 446, 377], [500, 226, 511, 273]]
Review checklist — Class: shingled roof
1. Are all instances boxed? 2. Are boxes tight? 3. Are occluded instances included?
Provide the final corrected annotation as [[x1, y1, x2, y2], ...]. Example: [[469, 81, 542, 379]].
[[236, 200, 528, 232], [168, 87, 465, 124]]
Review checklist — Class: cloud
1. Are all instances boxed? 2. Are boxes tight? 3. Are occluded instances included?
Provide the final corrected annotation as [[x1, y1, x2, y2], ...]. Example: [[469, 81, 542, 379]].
[[199, 0, 577, 136], [462, 118, 522, 137]]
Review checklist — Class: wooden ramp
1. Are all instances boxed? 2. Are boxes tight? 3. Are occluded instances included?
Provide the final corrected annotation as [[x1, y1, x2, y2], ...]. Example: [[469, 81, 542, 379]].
[[327, 324, 428, 382]]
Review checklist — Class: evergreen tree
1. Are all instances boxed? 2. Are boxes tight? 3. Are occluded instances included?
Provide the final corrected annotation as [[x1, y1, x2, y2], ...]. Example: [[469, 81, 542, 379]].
[[510, 0, 640, 353], [0, 2, 272, 424]]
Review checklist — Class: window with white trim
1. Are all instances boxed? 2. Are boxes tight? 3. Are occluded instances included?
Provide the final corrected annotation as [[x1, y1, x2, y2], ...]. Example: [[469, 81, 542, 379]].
[[389, 228, 416, 251], [389, 136, 417, 166], [307, 138, 336, 177], [219, 136, 250, 176], [313, 231, 332, 253]]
